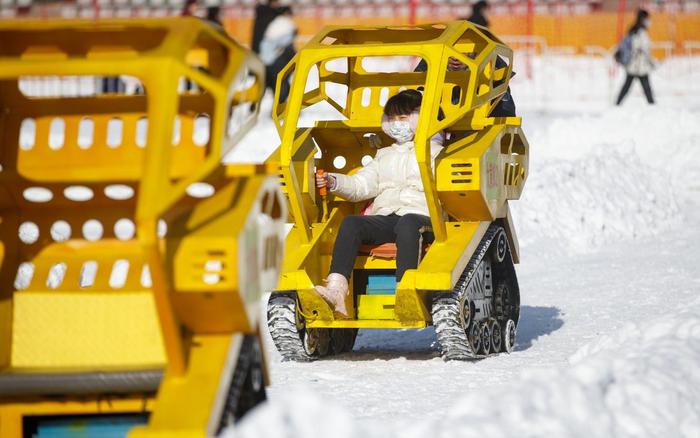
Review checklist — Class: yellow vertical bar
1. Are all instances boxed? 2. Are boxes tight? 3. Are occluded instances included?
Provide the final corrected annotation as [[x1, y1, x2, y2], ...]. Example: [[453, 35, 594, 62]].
[[137, 63, 186, 376], [0, 117, 16, 369], [280, 57, 313, 242], [416, 48, 448, 242]]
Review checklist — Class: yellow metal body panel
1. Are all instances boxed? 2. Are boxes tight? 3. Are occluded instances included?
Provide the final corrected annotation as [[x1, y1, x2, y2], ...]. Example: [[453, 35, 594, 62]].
[[357, 295, 396, 320], [436, 123, 529, 222], [266, 22, 529, 329], [129, 334, 241, 438], [11, 292, 165, 369], [410, 222, 489, 291], [0, 18, 285, 438], [306, 319, 426, 329], [354, 256, 397, 270]]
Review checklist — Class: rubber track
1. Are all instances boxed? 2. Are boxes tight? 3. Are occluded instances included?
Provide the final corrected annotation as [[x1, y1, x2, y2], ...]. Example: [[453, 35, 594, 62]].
[[217, 335, 266, 433], [433, 224, 502, 360], [267, 294, 314, 362]]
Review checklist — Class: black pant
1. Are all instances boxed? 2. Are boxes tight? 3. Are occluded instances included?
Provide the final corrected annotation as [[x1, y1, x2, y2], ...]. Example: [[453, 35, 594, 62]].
[[329, 214, 433, 282], [616, 74, 655, 105]]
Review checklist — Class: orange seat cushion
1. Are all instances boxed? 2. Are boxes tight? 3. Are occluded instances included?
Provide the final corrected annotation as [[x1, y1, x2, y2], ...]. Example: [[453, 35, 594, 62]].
[[360, 243, 398, 259], [359, 243, 431, 259]]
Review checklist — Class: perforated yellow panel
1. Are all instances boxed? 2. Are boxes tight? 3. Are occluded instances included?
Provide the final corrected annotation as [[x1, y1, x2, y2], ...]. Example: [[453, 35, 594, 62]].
[[11, 292, 166, 368]]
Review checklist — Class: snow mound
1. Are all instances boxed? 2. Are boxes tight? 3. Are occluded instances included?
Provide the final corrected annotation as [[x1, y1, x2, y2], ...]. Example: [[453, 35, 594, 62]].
[[511, 106, 700, 252], [223, 390, 393, 438], [526, 107, 700, 185], [436, 305, 700, 438], [512, 145, 681, 252], [225, 305, 700, 438]]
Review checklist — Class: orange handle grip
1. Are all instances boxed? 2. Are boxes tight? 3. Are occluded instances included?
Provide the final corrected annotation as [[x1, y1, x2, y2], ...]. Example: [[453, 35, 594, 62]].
[[316, 169, 327, 196]]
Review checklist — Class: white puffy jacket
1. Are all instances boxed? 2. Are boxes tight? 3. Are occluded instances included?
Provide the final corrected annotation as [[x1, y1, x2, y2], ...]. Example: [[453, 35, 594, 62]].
[[626, 29, 655, 76], [259, 15, 296, 66], [329, 140, 443, 217]]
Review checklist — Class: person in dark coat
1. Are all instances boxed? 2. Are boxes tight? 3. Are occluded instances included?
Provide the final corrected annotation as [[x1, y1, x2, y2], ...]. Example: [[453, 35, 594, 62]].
[[616, 9, 655, 105], [251, 0, 282, 55], [259, 6, 296, 102], [205, 6, 223, 27], [467, 0, 490, 28], [414, 0, 515, 117]]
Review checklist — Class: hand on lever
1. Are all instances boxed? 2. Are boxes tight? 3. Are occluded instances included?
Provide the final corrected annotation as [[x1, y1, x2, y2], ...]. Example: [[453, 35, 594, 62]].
[[315, 170, 336, 192], [316, 170, 327, 189], [367, 133, 382, 149]]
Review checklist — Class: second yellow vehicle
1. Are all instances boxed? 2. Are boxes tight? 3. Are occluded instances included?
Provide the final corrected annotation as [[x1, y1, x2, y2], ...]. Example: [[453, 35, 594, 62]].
[[0, 18, 286, 437], [266, 21, 529, 361]]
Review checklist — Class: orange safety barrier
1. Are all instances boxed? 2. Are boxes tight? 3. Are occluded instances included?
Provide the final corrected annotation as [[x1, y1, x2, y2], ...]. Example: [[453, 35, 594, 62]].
[[224, 11, 700, 58]]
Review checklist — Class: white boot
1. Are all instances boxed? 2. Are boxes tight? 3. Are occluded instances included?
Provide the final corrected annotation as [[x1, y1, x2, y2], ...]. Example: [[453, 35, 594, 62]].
[[314, 273, 349, 317]]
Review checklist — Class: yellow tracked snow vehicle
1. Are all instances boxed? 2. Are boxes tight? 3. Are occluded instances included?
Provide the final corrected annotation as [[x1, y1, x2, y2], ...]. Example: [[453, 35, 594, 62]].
[[0, 18, 286, 437], [266, 21, 528, 360]]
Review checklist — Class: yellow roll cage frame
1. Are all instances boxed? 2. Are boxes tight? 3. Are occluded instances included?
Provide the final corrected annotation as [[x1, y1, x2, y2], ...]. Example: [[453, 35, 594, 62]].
[[267, 21, 528, 329]]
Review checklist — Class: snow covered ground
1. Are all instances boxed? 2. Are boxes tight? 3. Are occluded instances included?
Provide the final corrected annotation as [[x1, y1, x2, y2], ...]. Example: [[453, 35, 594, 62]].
[[222, 55, 700, 437]]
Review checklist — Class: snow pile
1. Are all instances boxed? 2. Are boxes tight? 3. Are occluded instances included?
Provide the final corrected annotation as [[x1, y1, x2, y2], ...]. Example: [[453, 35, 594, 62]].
[[512, 145, 681, 252], [511, 105, 700, 252], [434, 305, 700, 438], [524, 106, 700, 184], [223, 390, 393, 438], [225, 304, 700, 438]]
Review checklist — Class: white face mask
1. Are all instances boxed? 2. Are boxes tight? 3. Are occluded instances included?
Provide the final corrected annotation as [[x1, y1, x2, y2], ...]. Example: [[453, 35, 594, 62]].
[[384, 120, 414, 144]]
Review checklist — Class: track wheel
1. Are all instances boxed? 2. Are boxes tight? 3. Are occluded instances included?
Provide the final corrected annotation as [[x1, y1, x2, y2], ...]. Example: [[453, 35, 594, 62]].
[[460, 296, 473, 332], [217, 335, 266, 433], [494, 229, 508, 263], [503, 319, 516, 353], [330, 328, 358, 354], [480, 321, 492, 355], [303, 328, 330, 356], [468, 323, 482, 354], [268, 293, 329, 361], [489, 320, 502, 353]]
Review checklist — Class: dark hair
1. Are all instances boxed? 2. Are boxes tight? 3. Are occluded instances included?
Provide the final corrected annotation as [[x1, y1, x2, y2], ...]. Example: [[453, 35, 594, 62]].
[[278, 5, 292, 15], [628, 9, 649, 35], [182, 0, 197, 16], [206, 6, 221, 24], [383, 89, 422, 117], [473, 1, 489, 13]]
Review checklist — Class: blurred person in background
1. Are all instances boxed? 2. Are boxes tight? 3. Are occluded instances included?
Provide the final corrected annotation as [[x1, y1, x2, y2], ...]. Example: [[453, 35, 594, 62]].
[[259, 6, 296, 103], [414, 0, 515, 117], [182, 0, 197, 17], [252, 0, 283, 55], [467, 0, 490, 28], [183, 0, 223, 28], [205, 6, 223, 27], [616, 9, 656, 105]]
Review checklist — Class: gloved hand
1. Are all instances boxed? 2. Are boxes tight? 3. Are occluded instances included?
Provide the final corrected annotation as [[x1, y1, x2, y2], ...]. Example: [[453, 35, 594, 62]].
[[315, 171, 336, 190], [315, 171, 327, 189], [366, 133, 382, 149]]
